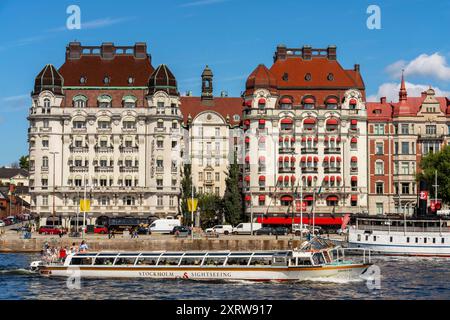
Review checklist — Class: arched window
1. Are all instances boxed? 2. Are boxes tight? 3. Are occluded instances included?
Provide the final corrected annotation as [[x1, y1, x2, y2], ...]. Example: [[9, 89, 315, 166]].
[[43, 99, 50, 108], [98, 95, 112, 108], [325, 97, 339, 110], [122, 95, 137, 108], [302, 97, 315, 110], [42, 156, 49, 168], [73, 95, 87, 108]]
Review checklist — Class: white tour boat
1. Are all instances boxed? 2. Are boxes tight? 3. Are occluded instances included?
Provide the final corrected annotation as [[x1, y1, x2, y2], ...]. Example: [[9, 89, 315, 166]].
[[30, 238, 371, 281], [348, 216, 450, 257]]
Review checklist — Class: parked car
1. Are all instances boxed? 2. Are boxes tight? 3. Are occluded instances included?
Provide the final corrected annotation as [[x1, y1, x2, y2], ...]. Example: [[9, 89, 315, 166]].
[[38, 225, 66, 235], [2, 219, 12, 226], [255, 226, 289, 236], [232, 223, 262, 235], [0, 221, 5, 227], [136, 226, 150, 235], [170, 226, 191, 235], [205, 225, 233, 235], [94, 225, 108, 234]]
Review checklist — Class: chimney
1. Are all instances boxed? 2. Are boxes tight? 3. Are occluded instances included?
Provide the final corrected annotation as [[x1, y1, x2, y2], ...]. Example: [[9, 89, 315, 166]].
[[67, 42, 82, 60], [101, 42, 115, 59], [380, 97, 386, 104], [354, 64, 360, 72], [134, 42, 147, 59], [302, 45, 312, 60], [185, 91, 192, 96], [274, 44, 287, 62], [327, 45, 337, 60], [221, 91, 228, 97]]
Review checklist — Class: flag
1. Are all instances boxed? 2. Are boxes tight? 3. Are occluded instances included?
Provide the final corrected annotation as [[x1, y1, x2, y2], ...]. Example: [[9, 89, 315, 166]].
[[341, 213, 351, 230], [79, 199, 91, 212]]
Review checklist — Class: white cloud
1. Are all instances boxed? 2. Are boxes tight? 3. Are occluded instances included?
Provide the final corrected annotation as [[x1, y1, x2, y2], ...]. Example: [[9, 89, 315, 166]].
[[386, 53, 450, 81], [179, 0, 229, 8], [367, 82, 450, 102], [0, 94, 29, 112], [49, 17, 134, 32]]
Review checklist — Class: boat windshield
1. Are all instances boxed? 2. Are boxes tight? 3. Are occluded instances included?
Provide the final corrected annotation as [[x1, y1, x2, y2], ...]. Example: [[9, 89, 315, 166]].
[[203, 256, 226, 266], [226, 256, 250, 266], [157, 257, 180, 266], [179, 257, 204, 266]]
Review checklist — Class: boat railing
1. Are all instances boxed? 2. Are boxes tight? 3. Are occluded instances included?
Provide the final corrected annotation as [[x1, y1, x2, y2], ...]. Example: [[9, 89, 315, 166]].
[[336, 248, 371, 264], [356, 224, 450, 233]]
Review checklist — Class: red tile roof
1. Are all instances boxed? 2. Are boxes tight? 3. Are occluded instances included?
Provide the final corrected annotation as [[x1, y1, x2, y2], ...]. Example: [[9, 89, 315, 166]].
[[180, 96, 244, 126], [59, 55, 154, 87]]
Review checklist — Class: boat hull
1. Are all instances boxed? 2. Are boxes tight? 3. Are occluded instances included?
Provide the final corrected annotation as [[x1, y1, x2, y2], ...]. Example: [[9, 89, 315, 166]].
[[38, 264, 371, 281]]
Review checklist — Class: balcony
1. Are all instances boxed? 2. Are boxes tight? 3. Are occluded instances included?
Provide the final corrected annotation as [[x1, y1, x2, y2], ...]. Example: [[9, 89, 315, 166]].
[[301, 147, 318, 154], [122, 127, 137, 133], [119, 146, 139, 153], [350, 167, 358, 173], [279, 147, 295, 154], [41, 166, 49, 172], [324, 167, 341, 174], [204, 179, 214, 186], [324, 147, 341, 154], [301, 167, 318, 173], [155, 167, 164, 173], [418, 133, 444, 140], [69, 166, 89, 173], [154, 127, 166, 133], [279, 167, 295, 173], [70, 146, 89, 153], [28, 127, 38, 133], [95, 146, 114, 153], [119, 166, 139, 173], [97, 127, 112, 134], [95, 166, 114, 173], [71, 127, 86, 133], [256, 128, 268, 135], [39, 127, 52, 133]]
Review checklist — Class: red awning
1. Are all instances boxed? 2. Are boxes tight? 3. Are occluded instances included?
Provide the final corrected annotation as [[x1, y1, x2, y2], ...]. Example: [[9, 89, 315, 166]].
[[244, 119, 250, 126], [301, 156, 306, 162], [259, 136, 266, 143], [303, 98, 315, 104], [326, 97, 338, 104], [326, 118, 339, 125], [337, 176, 342, 182], [259, 119, 266, 125], [244, 175, 250, 182], [314, 156, 319, 162], [324, 156, 329, 162], [336, 137, 341, 142], [278, 176, 283, 182], [330, 176, 335, 182], [290, 156, 296, 163], [330, 156, 335, 162], [245, 156, 250, 163], [336, 157, 341, 162], [280, 97, 292, 104], [351, 176, 358, 182], [351, 119, 357, 125], [301, 137, 307, 142], [281, 118, 293, 124], [245, 100, 252, 107], [259, 195, 266, 201], [281, 195, 293, 201], [349, 98, 357, 105], [324, 136, 329, 142], [307, 137, 312, 142], [351, 156, 358, 162], [244, 195, 251, 201], [259, 156, 265, 162], [291, 175, 296, 182], [284, 137, 289, 142], [258, 98, 266, 104], [257, 216, 344, 226], [279, 137, 283, 142], [245, 137, 250, 143], [307, 176, 312, 182], [304, 195, 314, 201], [327, 196, 338, 201], [307, 156, 312, 162], [314, 137, 318, 142], [284, 176, 290, 182], [291, 137, 296, 142], [324, 176, 329, 182], [330, 137, 335, 142], [259, 176, 266, 181], [284, 156, 289, 162], [303, 118, 316, 125], [351, 137, 358, 143], [278, 156, 283, 162], [351, 195, 358, 201]]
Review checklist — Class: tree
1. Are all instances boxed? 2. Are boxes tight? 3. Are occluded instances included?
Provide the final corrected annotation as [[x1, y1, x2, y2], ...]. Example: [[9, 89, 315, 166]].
[[222, 153, 244, 225], [198, 193, 223, 229], [19, 155, 29, 170], [180, 163, 196, 225], [417, 145, 450, 204]]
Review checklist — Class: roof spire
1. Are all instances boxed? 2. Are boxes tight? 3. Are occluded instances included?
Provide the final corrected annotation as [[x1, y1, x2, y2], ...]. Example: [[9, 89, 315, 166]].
[[399, 69, 407, 102]]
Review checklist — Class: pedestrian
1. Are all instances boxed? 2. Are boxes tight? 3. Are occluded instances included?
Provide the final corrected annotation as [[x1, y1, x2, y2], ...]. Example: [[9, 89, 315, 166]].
[[70, 242, 77, 254], [79, 240, 88, 252], [59, 247, 67, 262]]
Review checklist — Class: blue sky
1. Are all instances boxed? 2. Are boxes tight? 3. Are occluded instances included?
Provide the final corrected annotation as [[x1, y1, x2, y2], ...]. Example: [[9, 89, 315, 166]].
[[1, 0, 450, 165]]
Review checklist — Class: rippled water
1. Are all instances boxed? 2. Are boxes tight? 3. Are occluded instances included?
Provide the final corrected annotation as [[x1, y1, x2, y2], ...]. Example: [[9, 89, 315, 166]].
[[0, 253, 449, 300]]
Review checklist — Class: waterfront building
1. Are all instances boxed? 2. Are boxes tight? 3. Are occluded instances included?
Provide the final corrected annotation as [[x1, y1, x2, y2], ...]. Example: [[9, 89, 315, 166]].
[[0, 167, 29, 187], [367, 74, 450, 215], [28, 42, 184, 226], [180, 66, 243, 197], [242, 45, 368, 224]]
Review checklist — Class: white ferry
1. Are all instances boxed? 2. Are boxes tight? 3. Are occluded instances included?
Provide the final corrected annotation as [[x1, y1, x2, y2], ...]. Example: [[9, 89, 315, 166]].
[[30, 238, 371, 281], [348, 216, 450, 257]]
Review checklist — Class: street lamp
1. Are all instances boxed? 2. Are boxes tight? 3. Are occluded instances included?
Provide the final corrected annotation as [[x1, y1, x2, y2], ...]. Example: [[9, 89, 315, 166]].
[[49, 151, 59, 227]]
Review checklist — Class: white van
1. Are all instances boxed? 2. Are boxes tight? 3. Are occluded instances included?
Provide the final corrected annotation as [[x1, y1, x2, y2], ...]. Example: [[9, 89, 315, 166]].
[[232, 223, 262, 235], [149, 219, 181, 234], [205, 225, 233, 235]]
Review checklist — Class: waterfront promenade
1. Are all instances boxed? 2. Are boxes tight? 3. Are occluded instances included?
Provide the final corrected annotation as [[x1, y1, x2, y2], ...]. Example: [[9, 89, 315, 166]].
[[0, 230, 345, 253]]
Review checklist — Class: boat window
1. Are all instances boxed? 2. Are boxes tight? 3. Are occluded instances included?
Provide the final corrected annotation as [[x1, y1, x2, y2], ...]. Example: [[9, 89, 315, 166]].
[[114, 257, 137, 265], [415, 238, 419, 243], [97, 253, 118, 257], [433, 238, 436, 244], [179, 257, 204, 266], [297, 258, 312, 266], [424, 238, 427, 244], [390, 236, 393, 243], [373, 236, 377, 242], [157, 257, 180, 266], [203, 257, 226, 266], [162, 253, 183, 257], [312, 253, 325, 265], [442, 238, 445, 244], [70, 257, 93, 265], [135, 257, 158, 265], [406, 237, 410, 243], [322, 251, 332, 263], [94, 257, 115, 265], [252, 252, 274, 256], [226, 257, 250, 266], [249, 257, 272, 266], [365, 235, 369, 241], [357, 234, 361, 241]]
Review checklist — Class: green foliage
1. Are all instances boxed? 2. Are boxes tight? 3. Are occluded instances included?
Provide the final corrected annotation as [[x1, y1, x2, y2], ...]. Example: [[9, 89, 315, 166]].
[[222, 153, 244, 226], [198, 193, 223, 229], [19, 155, 29, 170], [417, 145, 450, 203]]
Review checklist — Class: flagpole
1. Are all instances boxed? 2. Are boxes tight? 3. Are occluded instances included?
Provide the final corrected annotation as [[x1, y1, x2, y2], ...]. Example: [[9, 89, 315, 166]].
[[83, 174, 87, 240]]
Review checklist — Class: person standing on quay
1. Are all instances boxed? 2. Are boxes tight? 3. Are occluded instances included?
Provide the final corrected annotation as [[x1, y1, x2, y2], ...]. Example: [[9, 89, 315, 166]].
[[79, 240, 88, 252]]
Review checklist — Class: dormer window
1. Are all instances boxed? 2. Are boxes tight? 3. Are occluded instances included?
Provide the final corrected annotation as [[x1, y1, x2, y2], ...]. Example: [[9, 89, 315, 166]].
[[103, 76, 110, 85], [279, 97, 292, 110], [80, 76, 86, 84], [122, 95, 137, 108], [326, 97, 338, 109], [98, 95, 112, 108], [303, 97, 315, 109], [73, 95, 87, 108], [282, 73, 289, 81], [305, 73, 312, 81], [127, 77, 134, 85], [327, 73, 334, 81], [43, 99, 50, 108]]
